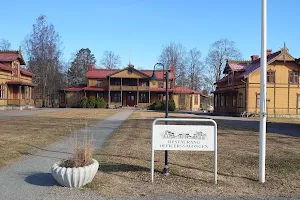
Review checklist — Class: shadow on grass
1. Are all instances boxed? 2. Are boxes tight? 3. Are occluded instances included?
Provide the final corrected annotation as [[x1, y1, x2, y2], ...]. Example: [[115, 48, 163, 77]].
[[25, 173, 59, 186], [99, 163, 150, 173], [97, 153, 257, 182]]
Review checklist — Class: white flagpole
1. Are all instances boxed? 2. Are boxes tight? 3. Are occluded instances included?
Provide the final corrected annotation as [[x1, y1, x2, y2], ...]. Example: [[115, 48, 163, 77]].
[[259, 0, 267, 183]]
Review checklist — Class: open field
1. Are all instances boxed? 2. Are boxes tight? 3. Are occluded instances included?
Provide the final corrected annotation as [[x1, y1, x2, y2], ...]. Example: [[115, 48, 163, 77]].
[[92, 110, 300, 199], [0, 109, 119, 168]]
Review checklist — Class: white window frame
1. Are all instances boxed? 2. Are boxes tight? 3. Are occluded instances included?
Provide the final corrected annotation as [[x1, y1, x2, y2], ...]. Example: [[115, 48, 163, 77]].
[[97, 80, 103, 88], [256, 93, 260, 108], [0, 84, 6, 99]]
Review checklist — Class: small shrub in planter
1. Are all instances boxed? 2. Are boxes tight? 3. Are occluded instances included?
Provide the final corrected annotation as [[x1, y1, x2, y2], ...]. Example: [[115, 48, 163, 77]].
[[96, 97, 106, 108], [79, 97, 88, 108], [87, 96, 96, 108], [51, 132, 99, 188]]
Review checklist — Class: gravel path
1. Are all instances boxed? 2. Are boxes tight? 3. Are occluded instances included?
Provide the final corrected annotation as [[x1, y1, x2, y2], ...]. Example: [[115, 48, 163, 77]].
[[0, 109, 134, 200]]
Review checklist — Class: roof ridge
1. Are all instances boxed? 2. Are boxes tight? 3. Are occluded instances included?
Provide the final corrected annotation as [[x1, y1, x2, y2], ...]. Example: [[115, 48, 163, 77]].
[[0, 50, 19, 53]]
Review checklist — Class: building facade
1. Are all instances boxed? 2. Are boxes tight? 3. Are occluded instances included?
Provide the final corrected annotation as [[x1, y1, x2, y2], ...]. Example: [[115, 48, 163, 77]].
[[61, 64, 201, 110], [0, 50, 36, 110], [213, 45, 300, 116]]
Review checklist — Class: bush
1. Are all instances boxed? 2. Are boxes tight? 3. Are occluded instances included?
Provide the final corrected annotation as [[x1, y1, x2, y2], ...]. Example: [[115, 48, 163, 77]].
[[79, 96, 88, 108], [168, 98, 176, 111], [96, 97, 106, 108], [87, 96, 97, 108], [149, 99, 176, 111]]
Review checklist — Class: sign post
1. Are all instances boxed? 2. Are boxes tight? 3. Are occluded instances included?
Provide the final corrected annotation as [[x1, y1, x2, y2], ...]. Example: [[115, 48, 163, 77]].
[[151, 118, 217, 184]]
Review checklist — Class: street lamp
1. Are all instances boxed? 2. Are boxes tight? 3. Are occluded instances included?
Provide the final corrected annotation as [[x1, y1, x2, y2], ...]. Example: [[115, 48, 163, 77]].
[[150, 62, 169, 175]]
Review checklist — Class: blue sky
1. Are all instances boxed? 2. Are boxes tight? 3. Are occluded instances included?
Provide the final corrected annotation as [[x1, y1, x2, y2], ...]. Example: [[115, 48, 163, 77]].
[[1, 0, 299, 69]]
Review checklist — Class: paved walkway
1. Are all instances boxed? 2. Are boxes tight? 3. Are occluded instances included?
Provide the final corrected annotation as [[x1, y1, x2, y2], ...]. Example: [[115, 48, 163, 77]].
[[0, 109, 134, 200], [0, 108, 64, 118]]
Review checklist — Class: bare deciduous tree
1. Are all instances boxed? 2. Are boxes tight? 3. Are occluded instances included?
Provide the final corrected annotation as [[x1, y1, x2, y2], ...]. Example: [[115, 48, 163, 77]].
[[186, 48, 203, 90], [0, 39, 11, 50], [158, 42, 186, 87], [101, 50, 121, 69], [23, 14, 63, 106], [206, 38, 242, 84]]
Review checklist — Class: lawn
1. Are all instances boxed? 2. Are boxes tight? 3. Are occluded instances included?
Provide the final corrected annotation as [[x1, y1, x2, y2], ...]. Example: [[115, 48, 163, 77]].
[[92, 110, 300, 199], [0, 109, 119, 168]]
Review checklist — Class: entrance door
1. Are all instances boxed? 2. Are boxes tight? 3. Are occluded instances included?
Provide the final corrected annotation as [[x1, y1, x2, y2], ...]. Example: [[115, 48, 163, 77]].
[[127, 94, 135, 107], [13, 85, 18, 99]]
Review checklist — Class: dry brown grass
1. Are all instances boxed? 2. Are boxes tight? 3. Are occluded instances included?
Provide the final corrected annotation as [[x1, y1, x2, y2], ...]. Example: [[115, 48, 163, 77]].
[[92, 110, 300, 198], [0, 109, 118, 168]]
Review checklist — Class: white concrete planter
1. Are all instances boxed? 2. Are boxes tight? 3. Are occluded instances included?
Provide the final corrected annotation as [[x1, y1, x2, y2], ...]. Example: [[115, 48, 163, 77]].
[[51, 159, 99, 188]]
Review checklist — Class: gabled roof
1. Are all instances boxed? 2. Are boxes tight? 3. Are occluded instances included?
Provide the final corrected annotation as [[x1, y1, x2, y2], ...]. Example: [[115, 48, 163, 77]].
[[86, 69, 116, 79], [0, 63, 12, 72], [223, 60, 250, 73], [215, 46, 298, 87], [0, 50, 26, 65], [6, 80, 38, 87], [109, 66, 150, 78], [20, 67, 35, 77], [85, 66, 175, 80], [237, 50, 283, 78]]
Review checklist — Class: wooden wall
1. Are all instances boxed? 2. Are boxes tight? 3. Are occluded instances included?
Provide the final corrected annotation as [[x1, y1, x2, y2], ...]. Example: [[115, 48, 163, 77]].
[[248, 61, 300, 115]]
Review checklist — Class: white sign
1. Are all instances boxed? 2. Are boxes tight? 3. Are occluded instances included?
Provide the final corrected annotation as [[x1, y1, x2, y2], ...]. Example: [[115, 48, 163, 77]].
[[153, 125, 214, 151], [151, 118, 217, 184]]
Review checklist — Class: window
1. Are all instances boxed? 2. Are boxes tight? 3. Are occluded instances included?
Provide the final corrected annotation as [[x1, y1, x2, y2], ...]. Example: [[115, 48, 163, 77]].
[[228, 78, 233, 85], [220, 95, 224, 107], [60, 93, 65, 103], [112, 93, 121, 103], [214, 95, 217, 107], [158, 93, 164, 100], [142, 81, 148, 86], [256, 93, 260, 108], [128, 69, 132, 74], [238, 93, 243, 107], [158, 82, 164, 88], [194, 95, 198, 105], [97, 80, 103, 87], [225, 95, 228, 107], [267, 71, 275, 83], [289, 71, 299, 84], [25, 87, 30, 99], [22, 87, 25, 99], [298, 94, 300, 109], [140, 92, 148, 103], [0, 84, 6, 99], [233, 95, 236, 107], [96, 92, 104, 98]]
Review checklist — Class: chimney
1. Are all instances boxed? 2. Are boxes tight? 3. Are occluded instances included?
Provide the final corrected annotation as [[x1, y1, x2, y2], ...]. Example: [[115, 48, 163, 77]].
[[267, 49, 272, 56], [251, 55, 259, 61], [88, 64, 93, 71]]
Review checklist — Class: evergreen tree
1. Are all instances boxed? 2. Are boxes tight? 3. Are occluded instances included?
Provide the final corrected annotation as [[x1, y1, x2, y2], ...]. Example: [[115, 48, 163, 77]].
[[67, 48, 96, 87]]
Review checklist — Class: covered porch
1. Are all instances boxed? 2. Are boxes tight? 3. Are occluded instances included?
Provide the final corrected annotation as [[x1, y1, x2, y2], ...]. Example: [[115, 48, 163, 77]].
[[109, 91, 153, 107], [6, 81, 36, 106]]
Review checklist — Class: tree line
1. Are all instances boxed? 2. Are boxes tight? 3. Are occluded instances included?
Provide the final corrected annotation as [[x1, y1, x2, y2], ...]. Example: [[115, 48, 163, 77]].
[[0, 14, 242, 102]]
